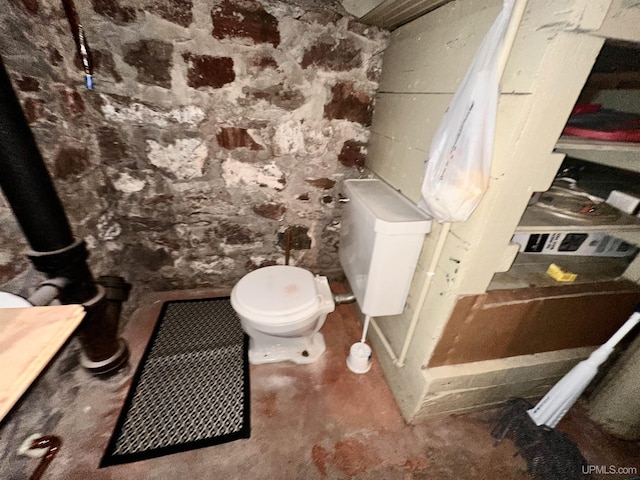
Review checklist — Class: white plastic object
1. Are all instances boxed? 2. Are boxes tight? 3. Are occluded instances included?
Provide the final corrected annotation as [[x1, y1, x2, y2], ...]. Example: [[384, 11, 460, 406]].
[[340, 179, 431, 317], [419, 0, 517, 223], [247, 329, 327, 365], [527, 310, 640, 428], [344, 179, 432, 235], [347, 341, 372, 374], [0, 291, 32, 308], [606, 190, 640, 215]]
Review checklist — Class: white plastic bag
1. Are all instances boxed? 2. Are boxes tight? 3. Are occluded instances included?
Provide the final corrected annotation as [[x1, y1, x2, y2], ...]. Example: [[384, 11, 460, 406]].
[[419, 0, 516, 223]]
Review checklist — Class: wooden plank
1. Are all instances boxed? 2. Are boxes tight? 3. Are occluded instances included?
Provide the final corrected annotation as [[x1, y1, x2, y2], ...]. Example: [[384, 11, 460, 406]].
[[597, 0, 640, 43], [377, 0, 503, 94], [489, 253, 632, 289], [555, 136, 640, 173], [361, 0, 453, 30], [367, 93, 451, 201], [429, 281, 640, 366], [0, 305, 85, 421]]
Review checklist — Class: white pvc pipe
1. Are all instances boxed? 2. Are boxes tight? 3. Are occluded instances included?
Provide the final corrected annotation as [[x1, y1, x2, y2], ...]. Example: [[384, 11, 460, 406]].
[[497, 0, 528, 79], [367, 222, 450, 367], [370, 316, 399, 363], [396, 222, 451, 366]]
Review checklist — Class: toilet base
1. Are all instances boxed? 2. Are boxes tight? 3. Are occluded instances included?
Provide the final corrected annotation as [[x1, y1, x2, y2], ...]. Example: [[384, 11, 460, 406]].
[[248, 332, 326, 365]]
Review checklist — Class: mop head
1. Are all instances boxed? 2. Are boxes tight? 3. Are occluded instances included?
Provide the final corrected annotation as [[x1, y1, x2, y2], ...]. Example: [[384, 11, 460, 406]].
[[491, 398, 592, 480]]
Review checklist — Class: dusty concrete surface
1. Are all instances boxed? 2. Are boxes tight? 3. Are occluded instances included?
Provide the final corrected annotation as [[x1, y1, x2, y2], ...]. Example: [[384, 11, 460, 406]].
[[1, 286, 638, 479]]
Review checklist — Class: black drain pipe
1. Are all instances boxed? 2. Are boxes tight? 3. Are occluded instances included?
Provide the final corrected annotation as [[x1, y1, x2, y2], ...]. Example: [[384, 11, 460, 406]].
[[0, 57, 128, 375]]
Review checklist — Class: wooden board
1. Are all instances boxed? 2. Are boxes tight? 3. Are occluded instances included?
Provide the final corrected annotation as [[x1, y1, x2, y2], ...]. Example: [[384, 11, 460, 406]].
[[0, 305, 85, 421], [428, 281, 640, 367]]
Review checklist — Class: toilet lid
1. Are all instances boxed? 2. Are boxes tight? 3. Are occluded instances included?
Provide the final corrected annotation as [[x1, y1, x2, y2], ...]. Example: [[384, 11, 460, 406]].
[[232, 266, 319, 319]]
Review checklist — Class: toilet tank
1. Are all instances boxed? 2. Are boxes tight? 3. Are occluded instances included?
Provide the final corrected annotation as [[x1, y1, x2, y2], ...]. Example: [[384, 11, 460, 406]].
[[339, 179, 432, 317]]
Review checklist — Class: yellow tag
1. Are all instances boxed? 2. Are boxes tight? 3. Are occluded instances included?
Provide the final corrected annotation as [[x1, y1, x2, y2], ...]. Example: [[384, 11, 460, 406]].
[[546, 263, 577, 282]]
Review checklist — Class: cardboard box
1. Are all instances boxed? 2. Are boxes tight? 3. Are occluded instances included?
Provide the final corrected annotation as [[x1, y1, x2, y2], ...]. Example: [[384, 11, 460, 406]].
[[512, 232, 637, 257]]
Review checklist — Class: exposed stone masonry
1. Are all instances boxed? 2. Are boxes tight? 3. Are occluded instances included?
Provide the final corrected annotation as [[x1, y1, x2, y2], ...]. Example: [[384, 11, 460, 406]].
[[0, 0, 388, 300]]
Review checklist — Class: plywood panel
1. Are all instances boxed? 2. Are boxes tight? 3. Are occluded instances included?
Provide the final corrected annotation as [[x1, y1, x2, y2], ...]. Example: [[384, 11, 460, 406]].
[[0, 305, 85, 421], [429, 281, 640, 366]]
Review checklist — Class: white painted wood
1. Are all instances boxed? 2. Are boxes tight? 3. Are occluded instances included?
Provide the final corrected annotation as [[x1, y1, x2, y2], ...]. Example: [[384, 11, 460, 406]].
[[596, 0, 640, 42], [496, 242, 521, 273], [452, 31, 605, 295], [555, 137, 640, 173], [367, 93, 451, 201], [340, 0, 386, 19], [415, 347, 596, 418], [360, 0, 454, 30], [365, 0, 638, 421], [377, 0, 503, 94]]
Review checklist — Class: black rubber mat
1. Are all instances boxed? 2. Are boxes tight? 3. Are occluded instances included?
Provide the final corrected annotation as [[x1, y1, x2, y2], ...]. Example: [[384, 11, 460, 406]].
[[101, 297, 250, 467]]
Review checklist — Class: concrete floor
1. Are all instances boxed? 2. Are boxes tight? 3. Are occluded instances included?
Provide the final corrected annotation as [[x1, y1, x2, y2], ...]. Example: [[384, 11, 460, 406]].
[[1, 286, 639, 479]]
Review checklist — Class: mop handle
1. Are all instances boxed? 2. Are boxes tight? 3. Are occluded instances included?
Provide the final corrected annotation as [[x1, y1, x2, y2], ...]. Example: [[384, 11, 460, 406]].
[[603, 311, 640, 350]]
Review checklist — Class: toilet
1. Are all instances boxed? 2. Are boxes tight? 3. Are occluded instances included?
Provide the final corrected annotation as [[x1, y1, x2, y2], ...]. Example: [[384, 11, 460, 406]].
[[231, 178, 432, 365], [231, 265, 335, 364]]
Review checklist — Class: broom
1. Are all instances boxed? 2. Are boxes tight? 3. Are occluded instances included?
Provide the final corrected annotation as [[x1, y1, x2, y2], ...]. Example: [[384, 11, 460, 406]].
[[527, 307, 640, 428], [492, 307, 640, 480]]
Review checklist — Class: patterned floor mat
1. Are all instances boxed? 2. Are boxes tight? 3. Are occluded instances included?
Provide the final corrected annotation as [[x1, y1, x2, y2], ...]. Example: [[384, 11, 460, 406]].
[[101, 297, 250, 467]]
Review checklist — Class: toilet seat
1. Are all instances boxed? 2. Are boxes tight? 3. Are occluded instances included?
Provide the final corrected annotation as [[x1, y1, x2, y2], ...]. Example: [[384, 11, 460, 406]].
[[231, 266, 321, 327]]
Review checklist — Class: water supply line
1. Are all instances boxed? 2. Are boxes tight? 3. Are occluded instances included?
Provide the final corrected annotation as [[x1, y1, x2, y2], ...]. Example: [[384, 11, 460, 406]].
[[0, 57, 129, 375], [367, 0, 528, 368], [333, 292, 356, 305], [284, 229, 291, 265], [61, 0, 94, 90]]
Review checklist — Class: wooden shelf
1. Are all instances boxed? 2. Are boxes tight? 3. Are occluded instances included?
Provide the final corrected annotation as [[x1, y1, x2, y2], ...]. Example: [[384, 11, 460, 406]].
[[555, 136, 640, 173], [0, 305, 85, 422], [489, 253, 632, 290], [583, 71, 640, 90]]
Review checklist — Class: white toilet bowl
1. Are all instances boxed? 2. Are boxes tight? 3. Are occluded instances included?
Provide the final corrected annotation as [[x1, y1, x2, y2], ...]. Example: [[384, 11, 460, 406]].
[[230, 265, 335, 365]]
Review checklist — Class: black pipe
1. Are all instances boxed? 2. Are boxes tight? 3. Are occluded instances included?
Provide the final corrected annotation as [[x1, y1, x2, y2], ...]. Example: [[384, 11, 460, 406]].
[[0, 56, 128, 375], [0, 60, 74, 252]]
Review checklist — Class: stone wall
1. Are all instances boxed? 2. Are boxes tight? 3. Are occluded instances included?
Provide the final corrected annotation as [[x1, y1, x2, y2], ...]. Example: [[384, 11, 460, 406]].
[[0, 0, 388, 299]]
